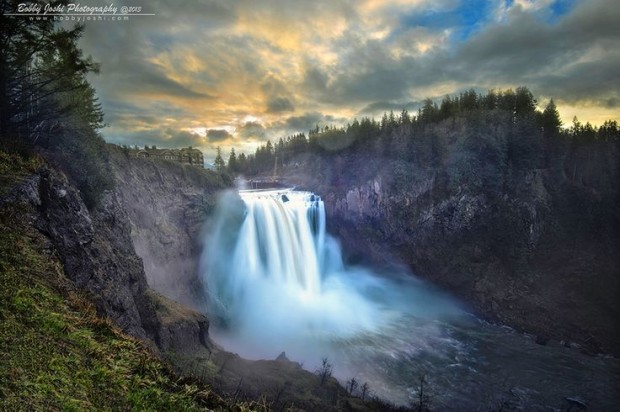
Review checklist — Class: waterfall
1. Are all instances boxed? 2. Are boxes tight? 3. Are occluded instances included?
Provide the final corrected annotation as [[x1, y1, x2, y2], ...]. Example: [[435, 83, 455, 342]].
[[235, 190, 324, 295], [198, 189, 619, 408], [200, 188, 464, 367]]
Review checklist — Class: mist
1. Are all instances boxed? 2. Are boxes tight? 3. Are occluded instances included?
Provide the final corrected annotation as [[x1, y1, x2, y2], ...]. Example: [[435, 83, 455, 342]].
[[199, 189, 466, 377]]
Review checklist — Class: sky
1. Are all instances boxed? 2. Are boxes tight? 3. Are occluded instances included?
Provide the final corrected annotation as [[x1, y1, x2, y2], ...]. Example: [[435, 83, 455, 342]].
[[73, 0, 619, 162]]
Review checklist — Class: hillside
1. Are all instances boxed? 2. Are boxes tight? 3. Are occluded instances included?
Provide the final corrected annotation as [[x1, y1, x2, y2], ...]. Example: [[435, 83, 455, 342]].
[[0, 150, 232, 411]]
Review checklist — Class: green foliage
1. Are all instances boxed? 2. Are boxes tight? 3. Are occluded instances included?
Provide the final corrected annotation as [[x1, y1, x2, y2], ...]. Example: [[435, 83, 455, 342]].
[[227, 148, 238, 174], [0, 150, 43, 196], [0, 157, 258, 411], [0, 200, 207, 410], [0, 2, 101, 139], [214, 147, 226, 172], [229, 87, 617, 208], [541, 99, 562, 139], [0, 4, 109, 208], [48, 124, 113, 209]]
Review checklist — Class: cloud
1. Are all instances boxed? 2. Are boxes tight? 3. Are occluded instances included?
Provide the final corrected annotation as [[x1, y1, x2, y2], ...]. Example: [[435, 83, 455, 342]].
[[207, 129, 233, 142], [448, 0, 620, 105], [359, 100, 425, 115], [266, 96, 295, 113], [106, 128, 205, 148], [237, 121, 267, 140], [282, 112, 343, 133], [76, 0, 617, 155]]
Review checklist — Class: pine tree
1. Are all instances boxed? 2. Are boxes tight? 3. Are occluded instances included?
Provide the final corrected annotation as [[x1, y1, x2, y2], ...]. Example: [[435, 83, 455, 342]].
[[0, 3, 100, 141], [541, 99, 562, 138], [227, 148, 238, 173], [214, 147, 226, 172]]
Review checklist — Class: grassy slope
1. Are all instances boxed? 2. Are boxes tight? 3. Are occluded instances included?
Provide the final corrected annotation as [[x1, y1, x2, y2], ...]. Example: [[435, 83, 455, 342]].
[[0, 150, 260, 411]]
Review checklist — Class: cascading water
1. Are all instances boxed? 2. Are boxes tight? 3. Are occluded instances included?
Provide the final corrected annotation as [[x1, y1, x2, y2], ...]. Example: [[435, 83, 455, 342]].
[[200, 189, 619, 409], [201, 189, 465, 396]]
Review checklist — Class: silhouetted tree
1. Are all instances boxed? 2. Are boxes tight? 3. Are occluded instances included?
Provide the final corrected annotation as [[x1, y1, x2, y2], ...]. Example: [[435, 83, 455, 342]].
[[214, 147, 226, 172], [227, 148, 238, 173], [315, 358, 333, 385], [0, 2, 101, 141], [541, 99, 562, 139]]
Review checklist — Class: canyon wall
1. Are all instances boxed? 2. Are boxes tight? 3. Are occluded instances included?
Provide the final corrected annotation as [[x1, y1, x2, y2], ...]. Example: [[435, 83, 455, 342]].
[[109, 149, 231, 310], [286, 157, 620, 356], [3, 164, 213, 355]]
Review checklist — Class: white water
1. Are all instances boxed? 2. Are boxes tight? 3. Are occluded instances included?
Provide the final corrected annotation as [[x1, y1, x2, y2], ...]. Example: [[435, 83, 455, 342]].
[[200, 189, 619, 408], [200, 189, 463, 374]]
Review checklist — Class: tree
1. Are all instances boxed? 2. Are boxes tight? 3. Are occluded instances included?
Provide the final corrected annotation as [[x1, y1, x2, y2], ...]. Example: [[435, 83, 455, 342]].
[[541, 99, 562, 139], [0, 1, 100, 141], [227, 148, 238, 174], [410, 373, 432, 412], [346, 377, 358, 396], [360, 382, 370, 401], [515, 86, 537, 117], [237, 152, 247, 173], [315, 357, 332, 385], [214, 147, 226, 172]]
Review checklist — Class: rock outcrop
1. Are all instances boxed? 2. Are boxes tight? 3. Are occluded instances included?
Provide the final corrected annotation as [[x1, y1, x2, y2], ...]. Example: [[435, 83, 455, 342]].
[[288, 164, 620, 356], [3, 163, 215, 356], [109, 150, 230, 310]]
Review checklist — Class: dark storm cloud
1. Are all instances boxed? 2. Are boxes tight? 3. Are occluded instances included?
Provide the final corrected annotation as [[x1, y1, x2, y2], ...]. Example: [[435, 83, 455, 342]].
[[238, 122, 266, 140], [207, 129, 233, 142], [266, 97, 295, 113], [102, 100, 195, 133], [127, 68, 213, 99], [301, 64, 329, 97], [448, 0, 620, 104], [283, 112, 339, 132]]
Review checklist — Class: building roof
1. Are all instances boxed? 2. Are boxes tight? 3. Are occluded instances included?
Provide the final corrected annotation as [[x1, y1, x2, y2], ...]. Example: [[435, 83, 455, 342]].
[[135, 147, 203, 155]]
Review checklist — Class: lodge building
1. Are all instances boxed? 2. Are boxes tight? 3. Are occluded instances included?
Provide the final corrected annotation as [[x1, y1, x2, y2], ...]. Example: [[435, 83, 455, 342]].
[[130, 146, 204, 168]]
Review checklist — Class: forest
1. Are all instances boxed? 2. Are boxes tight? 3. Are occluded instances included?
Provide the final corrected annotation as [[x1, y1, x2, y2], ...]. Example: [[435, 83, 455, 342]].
[[0, 1, 110, 208], [222, 87, 619, 199]]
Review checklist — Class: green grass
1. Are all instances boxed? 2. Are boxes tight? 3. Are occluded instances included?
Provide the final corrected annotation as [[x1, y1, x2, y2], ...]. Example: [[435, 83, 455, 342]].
[[0, 150, 43, 196], [0, 151, 262, 411]]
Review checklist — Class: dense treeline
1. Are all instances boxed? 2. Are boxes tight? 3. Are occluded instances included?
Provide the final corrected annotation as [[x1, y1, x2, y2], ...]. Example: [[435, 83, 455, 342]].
[[0, 0, 111, 207], [225, 87, 619, 200]]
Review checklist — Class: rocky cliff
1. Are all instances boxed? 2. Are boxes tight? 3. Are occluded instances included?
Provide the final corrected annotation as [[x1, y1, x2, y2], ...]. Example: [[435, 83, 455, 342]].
[[108, 148, 230, 310], [285, 159, 620, 356], [2, 163, 215, 355]]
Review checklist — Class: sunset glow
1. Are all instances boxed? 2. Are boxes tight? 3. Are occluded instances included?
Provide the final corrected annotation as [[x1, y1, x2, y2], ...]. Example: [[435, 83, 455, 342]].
[[77, 0, 619, 161]]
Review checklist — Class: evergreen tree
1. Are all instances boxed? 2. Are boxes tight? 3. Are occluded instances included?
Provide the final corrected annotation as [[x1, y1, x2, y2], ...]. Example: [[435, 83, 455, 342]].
[[237, 152, 247, 173], [214, 147, 226, 172], [227, 148, 238, 173], [514, 86, 537, 117], [541, 99, 562, 139], [0, 2, 100, 141]]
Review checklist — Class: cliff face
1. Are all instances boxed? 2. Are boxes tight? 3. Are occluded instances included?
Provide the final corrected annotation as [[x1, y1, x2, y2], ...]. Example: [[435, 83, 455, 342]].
[[109, 149, 230, 310], [288, 162, 620, 356], [3, 161, 214, 355]]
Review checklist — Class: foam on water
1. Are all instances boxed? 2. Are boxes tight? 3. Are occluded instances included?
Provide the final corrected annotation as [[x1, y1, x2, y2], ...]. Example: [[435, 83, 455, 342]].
[[199, 189, 620, 408], [200, 189, 463, 365]]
